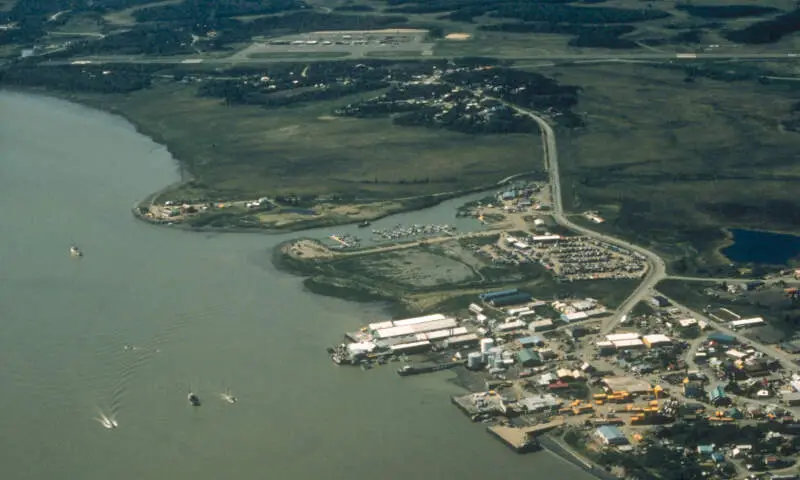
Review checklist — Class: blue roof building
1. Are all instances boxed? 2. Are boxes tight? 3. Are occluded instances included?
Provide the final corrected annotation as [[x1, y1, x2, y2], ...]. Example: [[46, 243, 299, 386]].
[[711, 452, 725, 463], [593, 425, 628, 446]]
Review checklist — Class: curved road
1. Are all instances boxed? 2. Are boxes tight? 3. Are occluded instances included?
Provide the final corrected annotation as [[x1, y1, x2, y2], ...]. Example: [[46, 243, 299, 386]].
[[491, 97, 667, 334]]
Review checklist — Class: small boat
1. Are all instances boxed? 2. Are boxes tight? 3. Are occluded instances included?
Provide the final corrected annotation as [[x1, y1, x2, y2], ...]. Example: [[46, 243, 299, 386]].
[[188, 392, 201, 406], [96, 412, 118, 429], [70, 245, 82, 257], [357, 220, 371, 228], [220, 392, 237, 404]]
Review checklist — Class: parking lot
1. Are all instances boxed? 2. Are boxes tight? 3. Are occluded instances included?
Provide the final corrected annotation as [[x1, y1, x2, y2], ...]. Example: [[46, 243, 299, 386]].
[[231, 29, 434, 60], [494, 233, 646, 281]]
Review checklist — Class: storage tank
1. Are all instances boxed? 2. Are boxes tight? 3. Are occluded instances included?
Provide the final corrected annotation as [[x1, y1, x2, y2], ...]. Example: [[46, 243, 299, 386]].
[[467, 352, 483, 370], [480, 338, 495, 354]]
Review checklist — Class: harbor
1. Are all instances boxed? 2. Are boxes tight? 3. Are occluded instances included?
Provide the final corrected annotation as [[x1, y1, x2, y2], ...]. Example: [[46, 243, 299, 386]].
[[326, 288, 618, 462]]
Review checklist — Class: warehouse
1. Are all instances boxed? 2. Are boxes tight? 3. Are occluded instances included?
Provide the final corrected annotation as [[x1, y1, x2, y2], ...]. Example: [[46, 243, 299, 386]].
[[606, 332, 640, 342], [602, 376, 652, 395], [373, 317, 458, 339], [612, 338, 644, 349], [517, 348, 543, 367], [730, 317, 765, 329], [368, 313, 446, 331], [642, 334, 672, 348], [532, 235, 561, 242], [561, 311, 588, 323]]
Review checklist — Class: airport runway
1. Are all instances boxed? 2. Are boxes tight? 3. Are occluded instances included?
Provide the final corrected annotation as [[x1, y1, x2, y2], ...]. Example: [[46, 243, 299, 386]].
[[36, 50, 800, 67]]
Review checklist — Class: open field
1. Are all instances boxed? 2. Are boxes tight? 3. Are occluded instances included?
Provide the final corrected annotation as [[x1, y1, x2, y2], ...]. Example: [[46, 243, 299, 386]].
[[64, 81, 541, 201], [102, 0, 183, 26], [534, 62, 800, 274]]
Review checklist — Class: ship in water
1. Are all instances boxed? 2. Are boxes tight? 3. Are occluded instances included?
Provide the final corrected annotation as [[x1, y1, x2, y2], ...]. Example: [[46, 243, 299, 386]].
[[188, 392, 201, 406], [357, 220, 371, 228], [69, 245, 82, 257]]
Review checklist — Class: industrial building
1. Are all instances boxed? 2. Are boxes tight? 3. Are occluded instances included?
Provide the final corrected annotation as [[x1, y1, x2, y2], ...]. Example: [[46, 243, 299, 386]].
[[612, 338, 644, 349], [368, 313, 446, 332], [373, 317, 458, 340], [730, 317, 765, 330], [606, 332, 644, 349], [593, 425, 629, 446], [561, 311, 588, 322], [531, 235, 562, 242]]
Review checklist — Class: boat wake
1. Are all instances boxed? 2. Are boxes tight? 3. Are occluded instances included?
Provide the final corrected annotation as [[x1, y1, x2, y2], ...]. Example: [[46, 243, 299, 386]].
[[94, 409, 118, 430], [219, 389, 237, 404]]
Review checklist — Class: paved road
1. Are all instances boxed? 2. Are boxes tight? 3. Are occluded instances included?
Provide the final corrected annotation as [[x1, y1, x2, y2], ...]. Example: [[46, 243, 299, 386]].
[[488, 97, 667, 334], [34, 51, 800, 67]]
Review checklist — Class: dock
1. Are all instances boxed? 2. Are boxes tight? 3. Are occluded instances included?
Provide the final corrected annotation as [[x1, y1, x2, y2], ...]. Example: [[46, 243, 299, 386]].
[[486, 417, 565, 453]]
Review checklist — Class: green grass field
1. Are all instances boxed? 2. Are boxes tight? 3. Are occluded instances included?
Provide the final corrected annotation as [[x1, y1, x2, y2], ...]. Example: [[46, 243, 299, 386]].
[[69, 82, 541, 201]]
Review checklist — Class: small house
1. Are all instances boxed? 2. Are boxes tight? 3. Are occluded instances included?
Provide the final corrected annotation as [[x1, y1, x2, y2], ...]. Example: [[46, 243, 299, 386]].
[[594, 426, 629, 446]]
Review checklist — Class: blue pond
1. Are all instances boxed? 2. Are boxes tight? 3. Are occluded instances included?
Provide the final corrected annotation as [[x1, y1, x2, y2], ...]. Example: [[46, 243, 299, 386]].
[[723, 228, 800, 265]]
